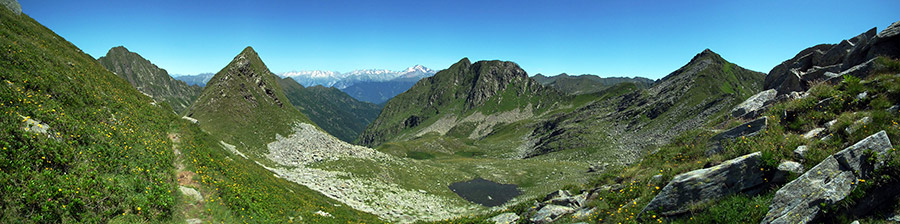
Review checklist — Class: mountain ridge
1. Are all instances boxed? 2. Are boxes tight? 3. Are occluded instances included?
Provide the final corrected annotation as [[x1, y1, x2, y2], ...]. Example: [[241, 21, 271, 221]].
[[277, 77, 382, 142], [97, 46, 202, 114]]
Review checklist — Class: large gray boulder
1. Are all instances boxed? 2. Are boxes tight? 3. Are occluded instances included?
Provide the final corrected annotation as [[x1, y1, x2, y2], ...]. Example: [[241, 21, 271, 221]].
[[530, 205, 575, 224], [707, 117, 768, 155], [489, 212, 519, 224], [731, 89, 777, 119], [639, 152, 765, 217], [1, 0, 20, 15], [761, 131, 893, 224], [869, 20, 900, 60]]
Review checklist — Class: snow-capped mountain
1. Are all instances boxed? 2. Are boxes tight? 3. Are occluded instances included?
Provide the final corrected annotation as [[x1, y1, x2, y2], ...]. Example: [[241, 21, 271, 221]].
[[279, 70, 345, 87], [278, 65, 436, 89]]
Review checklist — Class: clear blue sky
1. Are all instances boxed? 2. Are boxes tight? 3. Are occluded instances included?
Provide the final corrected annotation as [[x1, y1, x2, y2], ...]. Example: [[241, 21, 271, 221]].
[[20, 0, 900, 79]]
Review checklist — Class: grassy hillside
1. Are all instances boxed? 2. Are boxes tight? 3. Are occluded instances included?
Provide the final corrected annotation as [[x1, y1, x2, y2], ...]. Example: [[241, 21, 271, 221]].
[[185, 47, 313, 157], [98, 46, 202, 114], [0, 6, 180, 222], [278, 77, 382, 142], [532, 73, 655, 95], [0, 6, 383, 223], [436, 57, 900, 224]]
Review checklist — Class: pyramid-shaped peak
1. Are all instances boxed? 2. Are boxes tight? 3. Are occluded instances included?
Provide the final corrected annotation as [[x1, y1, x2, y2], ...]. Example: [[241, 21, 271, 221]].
[[688, 48, 724, 64], [240, 46, 258, 56]]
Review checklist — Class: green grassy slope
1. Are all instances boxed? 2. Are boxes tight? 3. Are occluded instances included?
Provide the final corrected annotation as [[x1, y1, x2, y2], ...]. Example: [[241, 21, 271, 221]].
[[278, 77, 381, 142], [437, 57, 900, 224], [185, 47, 313, 157], [97, 46, 202, 115], [0, 6, 383, 223], [0, 7, 179, 222]]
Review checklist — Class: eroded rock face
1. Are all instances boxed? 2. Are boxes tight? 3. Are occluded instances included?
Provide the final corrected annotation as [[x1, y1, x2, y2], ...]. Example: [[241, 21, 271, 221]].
[[761, 131, 893, 224], [732, 89, 777, 119], [765, 20, 900, 95], [640, 152, 765, 216]]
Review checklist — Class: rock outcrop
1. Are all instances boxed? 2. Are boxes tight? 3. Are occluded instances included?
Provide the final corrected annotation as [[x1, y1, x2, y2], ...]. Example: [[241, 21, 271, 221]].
[[489, 212, 520, 224], [1, 0, 20, 15], [731, 89, 777, 119], [707, 117, 768, 155], [639, 152, 766, 217], [765, 20, 900, 95], [761, 131, 893, 224]]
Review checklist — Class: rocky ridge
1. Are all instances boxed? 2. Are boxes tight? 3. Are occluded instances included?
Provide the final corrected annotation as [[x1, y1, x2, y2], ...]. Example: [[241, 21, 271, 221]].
[[765, 21, 900, 95], [98, 46, 202, 114]]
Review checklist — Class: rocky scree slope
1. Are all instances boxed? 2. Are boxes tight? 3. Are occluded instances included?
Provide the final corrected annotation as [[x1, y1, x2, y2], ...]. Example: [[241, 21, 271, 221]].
[[357, 58, 563, 147], [185, 47, 313, 156], [98, 46, 202, 114], [277, 77, 381, 142]]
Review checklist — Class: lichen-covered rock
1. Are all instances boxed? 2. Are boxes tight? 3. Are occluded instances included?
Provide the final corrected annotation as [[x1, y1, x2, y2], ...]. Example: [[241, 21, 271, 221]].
[[530, 205, 575, 224], [1, 0, 21, 15], [488, 212, 519, 224], [640, 152, 765, 216], [731, 89, 777, 119], [761, 131, 893, 224]]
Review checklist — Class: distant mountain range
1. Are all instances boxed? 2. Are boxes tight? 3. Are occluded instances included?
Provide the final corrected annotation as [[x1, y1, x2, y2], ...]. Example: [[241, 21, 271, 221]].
[[532, 73, 655, 95], [280, 65, 436, 104], [173, 73, 215, 87], [280, 65, 434, 89]]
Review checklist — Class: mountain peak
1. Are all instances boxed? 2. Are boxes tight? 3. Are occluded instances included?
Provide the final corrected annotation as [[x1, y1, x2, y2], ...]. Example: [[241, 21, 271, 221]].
[[689, 48, 724, 64], [240, 46, 257, 55]]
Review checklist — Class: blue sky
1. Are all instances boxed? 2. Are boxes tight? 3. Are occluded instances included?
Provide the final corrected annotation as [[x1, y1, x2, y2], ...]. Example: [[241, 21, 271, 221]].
[[20, 0, 900, 79]]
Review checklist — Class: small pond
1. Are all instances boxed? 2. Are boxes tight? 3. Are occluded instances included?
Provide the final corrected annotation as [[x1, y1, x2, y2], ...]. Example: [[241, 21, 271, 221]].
[[449, 178, 522, 207]]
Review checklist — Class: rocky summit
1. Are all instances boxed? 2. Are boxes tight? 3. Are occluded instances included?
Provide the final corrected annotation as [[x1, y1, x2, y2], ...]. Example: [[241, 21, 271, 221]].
[[98, 46, 202, 114]]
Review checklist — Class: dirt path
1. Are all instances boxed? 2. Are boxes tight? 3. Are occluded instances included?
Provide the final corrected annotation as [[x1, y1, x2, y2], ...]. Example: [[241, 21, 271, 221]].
[[169, 133, 205, 224]]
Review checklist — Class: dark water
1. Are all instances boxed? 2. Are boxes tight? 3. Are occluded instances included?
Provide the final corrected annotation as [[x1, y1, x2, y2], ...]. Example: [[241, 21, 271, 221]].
[[449, 178, 522, 206]]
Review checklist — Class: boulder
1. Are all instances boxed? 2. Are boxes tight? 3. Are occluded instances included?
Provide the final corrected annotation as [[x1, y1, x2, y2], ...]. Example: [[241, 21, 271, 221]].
[[489, 212, 519, 224], [815, 39, 852, 66], [777, 161, 804, 174], [707, 117, 768, 155], [869, 20, 900, 59], [840, 58, 876, 80], [825, 119, 838, 130], [1, 0, 21, 15], [773, 161, 805, 183], [793, 145, 809, 161], [761, 131, 893, 224], [731, 89, 777, 119], [843, 28, 877, 68], [639, 152, 765, 217], [530, 205, 575, 224], [801, 128, 826, 139], [572, 207, 597, 220], [844, 116, 872, 135]]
